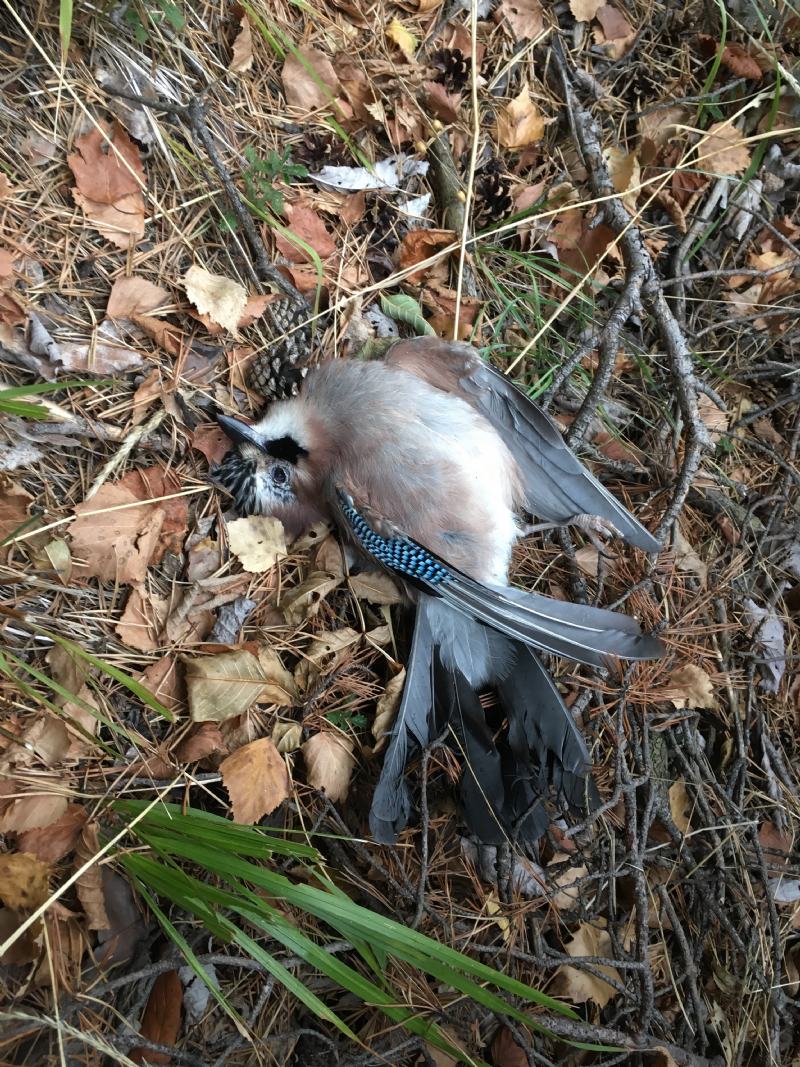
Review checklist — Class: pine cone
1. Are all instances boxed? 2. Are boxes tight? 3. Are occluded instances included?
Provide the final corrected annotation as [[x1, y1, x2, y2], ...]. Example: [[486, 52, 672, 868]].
[[473, 162, 513, 229], [294, 130, 349, 170], [431, 48, 471, 92], [247, 298, 312, 401]]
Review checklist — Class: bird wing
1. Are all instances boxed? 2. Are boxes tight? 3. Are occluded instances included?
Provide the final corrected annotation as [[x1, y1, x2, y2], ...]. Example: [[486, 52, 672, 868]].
[[385, 337, 660, 553], [330, 487, 664, 667]]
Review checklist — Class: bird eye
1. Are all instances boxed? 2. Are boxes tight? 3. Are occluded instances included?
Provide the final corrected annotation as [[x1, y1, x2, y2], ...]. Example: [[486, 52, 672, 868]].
[[271, 463, 290, 487]]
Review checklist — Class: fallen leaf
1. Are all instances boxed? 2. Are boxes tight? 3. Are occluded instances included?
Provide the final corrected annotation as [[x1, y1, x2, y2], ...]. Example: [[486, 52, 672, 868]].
[[107, 276, 171, 318], [184, 265, 248, 335], [699, 121, 750, 176], [697, 36, 762, 81], [229, 12, 254, 73], [176, 722, 227, 762], [130, 970, 183, 1065], [0, 793, 69, 833], [71, 190, 146, 248], [668, 780, 692, 834], [696, 393, 729, 439], [497, 86, 546, 149], [69, 466, 187, 585], [272, 720, 303, 754], [0, 852, 50, 910], [281, 46, 341, 115], [555, 922, 621, 1007], [275, 197, 336, 262], [743, 598, 785, 693], [281, 571, 344, 623], [185, 645, 296, 723], [547, 852, 589, 910], [606, 146, 640, 213], [569, 0, 604, 20], [23, 131, 58, 165], [0, 907, 40, 965], [51, 317, 144, 374], [386, 17, 417, 60], [140, 656, 185, 718], [0, 477, 32, 560], [19, 715, 70, 767], [17, 805, 88, 864], [348, 570, 402, 604], [398, 228, 456, 284], [501, 0, 545, 40], [95, 869, 147, 969], [423, 81, 461, 124], [302, 732, 355, 802], [593, 4, 636, 59], [220, 737, 291, 823], [191, 424, 231, 465], [490, 1026, 528, 1067], [638, 106, 687, 148], [116, 584, 168, 651], [672, 526, 708, 586], [75, 822, 109, 929], [68, 121, 145, 203], [226, 514, 288, 573], [373, 670, 406, 752], [665, 664, 716, 709]]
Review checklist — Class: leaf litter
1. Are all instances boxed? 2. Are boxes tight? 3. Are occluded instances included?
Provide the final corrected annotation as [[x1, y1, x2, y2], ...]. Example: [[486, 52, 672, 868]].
[[0, 0, 798, 1063]]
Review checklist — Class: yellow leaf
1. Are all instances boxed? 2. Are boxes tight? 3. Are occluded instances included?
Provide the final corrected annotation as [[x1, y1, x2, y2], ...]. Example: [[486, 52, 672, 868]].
[[225, 514, 288, 573], [497, 86, 545, 149], [387, 18, 417, 61]]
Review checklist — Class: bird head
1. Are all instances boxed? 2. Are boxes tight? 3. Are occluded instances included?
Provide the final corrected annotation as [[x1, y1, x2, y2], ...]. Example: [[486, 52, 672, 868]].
[[212, 406, 327, 536]]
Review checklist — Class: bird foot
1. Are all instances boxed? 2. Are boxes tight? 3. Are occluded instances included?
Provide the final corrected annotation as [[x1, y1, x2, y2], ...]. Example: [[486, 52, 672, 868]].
[[520, 514, 621, 556]]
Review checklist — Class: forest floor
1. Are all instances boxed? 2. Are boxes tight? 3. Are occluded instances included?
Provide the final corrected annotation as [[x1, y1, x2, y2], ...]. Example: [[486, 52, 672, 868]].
[[0, 0, 799, 1065]]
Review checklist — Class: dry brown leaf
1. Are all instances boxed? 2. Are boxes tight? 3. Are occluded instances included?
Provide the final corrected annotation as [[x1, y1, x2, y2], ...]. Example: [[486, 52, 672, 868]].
[[69, 467, 186, 585], [130, 970, 183, 1065], [176, 722, 227, 762], [372, 669, 405, 753], [107, 276, 170, 318], [569, 0, 604, 20], [226, 514, 288, 573], [116, 584, 168, 651], [19, 715, 70, 767], [68, 121, 145, 203], [184, 265, 248, 335], [185, 646, 296, 723], [75, 822, 109, 929], [0, 852, 50, 910], [302, 732, 355, 802], [140, 656, 185, 718], [423, 81, 461, 124], [497, 86, 546, 149], [71, 190, 145, 249], [272, 720, 303, 754], [697, 36, 762, 81], [276, 198, 336, 262], [191, 424, 231, 465], [639, 106, 687, 148], [0, 793, 69, 834], [668, 779, 692, 834], [606, 146, 640, 213], [281, 571, 344, 624], [349, 570, 402, 605], [17, 805, 88, 864], [230, 13, 254, 73], [547, 852, 588, 910], [0, 477, 32, 561], [23, 131, 58, 164], [221, 737, 290, 823], [672, 526, 708, 586], [555, 921, 621, 1007], [665, 663, 716, 709], [398, 228, 456, 284], [256, 647, 298, 706], [281, 46, 341, 115], [386, 17, 417, 60], [501, 0, 545, 40], [593, 4, 636, 58], [490, 1027, 528, 1067], [699, 121, 750, 176]]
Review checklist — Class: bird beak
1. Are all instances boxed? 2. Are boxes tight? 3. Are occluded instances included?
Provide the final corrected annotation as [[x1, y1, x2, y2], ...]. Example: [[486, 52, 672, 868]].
[[217, 414, 264, 450]]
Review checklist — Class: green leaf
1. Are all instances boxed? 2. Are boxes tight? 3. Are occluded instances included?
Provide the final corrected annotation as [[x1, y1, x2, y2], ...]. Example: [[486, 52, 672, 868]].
[[380, 294, 435, 336], [59, 0, 73, 61]]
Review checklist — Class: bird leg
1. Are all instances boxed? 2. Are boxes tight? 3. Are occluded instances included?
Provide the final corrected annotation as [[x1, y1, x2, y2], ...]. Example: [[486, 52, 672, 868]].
[[520, 514, 622, 556]]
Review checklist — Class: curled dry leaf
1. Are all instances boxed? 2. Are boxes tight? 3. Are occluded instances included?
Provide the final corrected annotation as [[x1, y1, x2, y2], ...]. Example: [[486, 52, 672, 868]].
[[423, 81, 461, 124], [398, 228, 456, 284], [0, 852, 50, 910], [697, 36, 762, 81], [116, 584, 168, 651], [372, 670, 405, 753], [497, 86, 546, 149], [225, 514, 288, 573], [184, 265, 248, 335], [664, 663, 716, 710], [386, 17, 417, 60], [176, 722, 227, 763], [220, 737, 290, 823], [555, 921, 621, 1007], [276, 197, 337, 262], [593, 4, 636, 59], [302, 731, 356, 802], [273, 720, 303, 754], [281, 571, 344, 624], [501, 0, 545, 40], [229, 12, 254, 73], [75, 821, 109, 929]]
